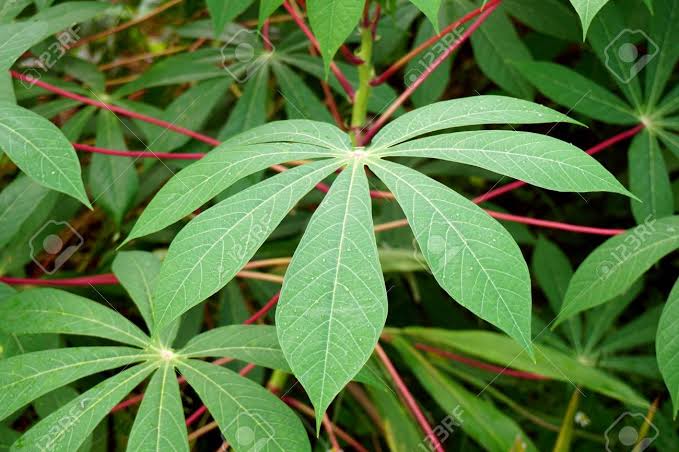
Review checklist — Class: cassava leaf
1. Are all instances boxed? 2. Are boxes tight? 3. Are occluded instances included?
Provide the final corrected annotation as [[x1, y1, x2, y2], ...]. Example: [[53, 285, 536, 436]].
[[207, 0, 255, 36], [370, 95, 581, 149], [123, 143, 344, 244], [369, 159, 532, 352], [504, 0, 580, 42], [218, 66, 269, 141], [277, 161, 388, 428], [12, 363, 156, 452], [127, 362, 188, 452], [513, 61, 637, 124], [272, 61, 335, 123], [644, 0, 679, 109], [376, 130, 632, 197], [259, 0, 285, 26], [0, 347, 148, 422], [568, 0, 610, 39], [628, 130, 673, 223], [224, 119, 352, 150], [0, 288, 151, 348], [307, 0, 363, 74], [0, 102, 90, 206], [178, 359, 310, 452], [657, 277, 679, 417], [558, 216, 679, 322], [154, 159, 341, 331], [112, 251, 161, 332], [409, 0, 441, 31]]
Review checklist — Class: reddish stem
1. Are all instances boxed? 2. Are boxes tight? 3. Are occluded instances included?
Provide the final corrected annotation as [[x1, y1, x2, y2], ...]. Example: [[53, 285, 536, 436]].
[[414, 343, 549, 380], [262, 20, 273, 51], [243, 293, 280, 324], [10, 71, 221, 147], [340, 45, 364, 65], [374, 343, 444, 452], [486, 210, 624, 236], [281, 1, 355, 100], [361, 2, 500, 145], [0, 274, 119, 286], [74, 143, 204, 160], [474, 124, 645, 204], [370, 0, 501, 86]]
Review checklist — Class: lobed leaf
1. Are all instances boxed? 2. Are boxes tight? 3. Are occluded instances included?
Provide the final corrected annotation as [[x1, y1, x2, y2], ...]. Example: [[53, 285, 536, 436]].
[[277, 161, 388, 427], [154, 159, 341, 331], [369, 159, 533, 352]]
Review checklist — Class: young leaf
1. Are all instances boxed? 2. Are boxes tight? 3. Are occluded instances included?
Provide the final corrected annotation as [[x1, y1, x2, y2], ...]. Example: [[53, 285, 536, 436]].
[[568, 0, 610, 39], [277, 161, 388, 427], [0, 288, 151, 347], [127, 362, 188, 452], [558, 216, 679, 322], [628, 130, 674, 223], [376, 130, 632, 197], [403, 328, 648, 407], [206, 0, 255, 36], [112, 251, 161, 332], [154, 159, 341, 331], [307, 0, 363, 74], [369, 159, 532, 352], [657, 277, 679, 417], [370, 95, 581, 149], [392, 337, 538, 452], [0, 102, 90, 207], [13, 363, 156, 452], [178, 359, 310, 452], [513, 61, 638, 124], [0, 347, 148, 422], [89, 110, 139, 226], [123, 143, 344, 244]]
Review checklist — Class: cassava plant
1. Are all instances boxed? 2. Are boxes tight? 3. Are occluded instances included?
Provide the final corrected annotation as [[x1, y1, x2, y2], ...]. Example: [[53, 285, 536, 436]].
[[0, 0, 677, 451]]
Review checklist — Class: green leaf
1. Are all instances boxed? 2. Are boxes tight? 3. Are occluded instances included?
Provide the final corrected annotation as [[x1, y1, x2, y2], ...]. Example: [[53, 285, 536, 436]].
[[307, 0, 363, 73], [504, 0, 580, 42], [0, 347, 148, 422], [207, 0, 255, 36], [391, 337, 538, 452], [218, 66, 269, 141], [123, 143, 344, 244], [644, 0, 679, 109], [0, 102, 90, 206], [180, 325, 286, 367], [0, 2, 108, 71], [13, 363, 156, 451], [112, 251, 161, 332], [0, 0, 32, 22], [259, 0, 285, 26], [127, 362, 188, 452], [89, 110, 138, 226], [513, 61, 637, 124], [657, 277, 679, 417], [0, 72, 15, 104], [402, 327, 648, 407], [154, 159, 341, 331], [370, 95, 581, 149], [568, 0, 610, 39], [178, 359, 310, 452], [369, 159, 532, 352], [558, 216, 679, 321], [0, 288, 151, 348], [224, 119, 352, 149], [599, 305, 661, 353], [376, 130, 632, 197], [628, 130, 673, 223], [277, 161, 388, 427], [272, 61, 334, 123], [409, 0, 441, 31]]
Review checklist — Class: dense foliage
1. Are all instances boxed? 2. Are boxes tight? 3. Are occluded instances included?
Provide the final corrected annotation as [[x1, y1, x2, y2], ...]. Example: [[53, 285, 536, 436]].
[[0, 0, 677, 451]]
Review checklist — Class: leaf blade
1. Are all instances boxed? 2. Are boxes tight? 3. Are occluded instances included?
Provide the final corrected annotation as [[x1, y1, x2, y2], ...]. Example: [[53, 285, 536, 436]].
[[657, 277, 679, 417]]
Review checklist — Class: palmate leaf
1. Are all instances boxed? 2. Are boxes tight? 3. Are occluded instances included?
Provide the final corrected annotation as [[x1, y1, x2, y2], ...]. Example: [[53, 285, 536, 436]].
[[276, 161, 388, 428], [628, 130, 673, 223], [0, 347, 148, 422], [0, 288, 151, 348], [370, 95, 581, 149], [123, 142, 344, 244], [177, 359, 310, 452], [369, 159, 533, 352], [558, 216, 679, 322], [12, 363, 156, 451], [0, 102, 90, 207], [657, 277, 679, 417], [306, 0, 363, 73], [154, 159, 342, 331], [127, 363, 188, 452], [644, 0, 679, 109], [568, 0, 610, 39], [376, 130, 632, 196]]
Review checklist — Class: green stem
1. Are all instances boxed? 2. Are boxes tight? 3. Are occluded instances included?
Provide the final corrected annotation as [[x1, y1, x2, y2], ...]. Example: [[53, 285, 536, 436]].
[[553, 388, 581, 452], [266, 369, 289, 394], [350, 24, 373, 145]]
